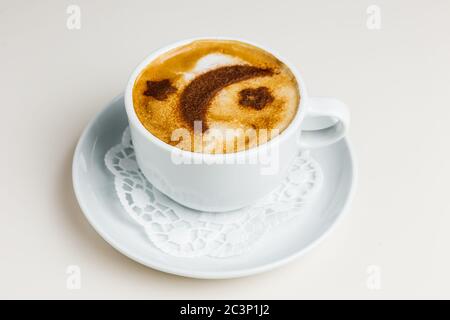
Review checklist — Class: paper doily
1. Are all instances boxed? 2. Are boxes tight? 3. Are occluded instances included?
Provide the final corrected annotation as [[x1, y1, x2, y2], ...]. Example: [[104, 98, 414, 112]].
[[105, 128, 323, 258]]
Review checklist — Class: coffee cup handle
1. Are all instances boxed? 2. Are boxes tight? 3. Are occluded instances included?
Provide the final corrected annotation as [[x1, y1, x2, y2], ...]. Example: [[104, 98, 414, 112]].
[[299, 97, 350, 148]]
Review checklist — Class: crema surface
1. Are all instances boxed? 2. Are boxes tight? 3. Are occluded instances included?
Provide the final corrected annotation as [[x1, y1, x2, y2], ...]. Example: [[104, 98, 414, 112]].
[[133, 39, 300, 153]]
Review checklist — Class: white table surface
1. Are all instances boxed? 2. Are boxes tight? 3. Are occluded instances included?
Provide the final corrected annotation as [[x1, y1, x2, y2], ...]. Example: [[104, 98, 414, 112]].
[[1, 0, 449, 299]]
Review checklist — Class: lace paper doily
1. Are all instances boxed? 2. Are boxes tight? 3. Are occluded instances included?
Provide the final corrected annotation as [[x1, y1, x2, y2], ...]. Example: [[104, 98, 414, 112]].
[[105, 128, 323, 258]]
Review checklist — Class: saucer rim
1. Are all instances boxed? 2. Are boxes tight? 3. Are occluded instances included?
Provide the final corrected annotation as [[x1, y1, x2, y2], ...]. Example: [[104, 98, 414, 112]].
[[72, 95, 357, 279]]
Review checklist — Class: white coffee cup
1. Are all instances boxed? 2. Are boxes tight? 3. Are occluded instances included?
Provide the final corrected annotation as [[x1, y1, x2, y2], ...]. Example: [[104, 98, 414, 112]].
[[124, 37, 349, 212]]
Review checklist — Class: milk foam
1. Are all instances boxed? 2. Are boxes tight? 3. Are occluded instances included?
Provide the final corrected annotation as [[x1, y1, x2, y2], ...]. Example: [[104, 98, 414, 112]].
[[183, 53, 245, 81]]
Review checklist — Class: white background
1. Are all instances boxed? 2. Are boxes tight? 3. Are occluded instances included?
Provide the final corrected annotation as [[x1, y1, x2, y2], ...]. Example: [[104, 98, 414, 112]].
[[1, 0, 449, 299]]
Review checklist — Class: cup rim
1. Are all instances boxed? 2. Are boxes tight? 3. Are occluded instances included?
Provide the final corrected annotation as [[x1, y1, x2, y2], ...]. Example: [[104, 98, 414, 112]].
[[124, 36, 308, 159]]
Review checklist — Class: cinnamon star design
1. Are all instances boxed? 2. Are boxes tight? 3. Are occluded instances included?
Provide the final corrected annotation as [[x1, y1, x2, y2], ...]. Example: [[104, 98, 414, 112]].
[[143, 79, 177, 101], [239, 86, 274, 110]]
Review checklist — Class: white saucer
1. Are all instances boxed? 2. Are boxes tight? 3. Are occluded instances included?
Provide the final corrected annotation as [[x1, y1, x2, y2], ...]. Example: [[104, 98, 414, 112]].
[[72, 95, 356, 279]]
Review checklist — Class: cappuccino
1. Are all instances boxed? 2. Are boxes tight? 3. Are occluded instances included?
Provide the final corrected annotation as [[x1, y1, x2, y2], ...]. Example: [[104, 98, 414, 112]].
[[133, 39, 300, 153]]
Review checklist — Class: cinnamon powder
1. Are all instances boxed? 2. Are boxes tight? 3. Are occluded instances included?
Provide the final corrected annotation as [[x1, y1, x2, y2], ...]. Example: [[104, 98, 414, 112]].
[[239, 87, 274, 110], [179, 65, 273, 131]]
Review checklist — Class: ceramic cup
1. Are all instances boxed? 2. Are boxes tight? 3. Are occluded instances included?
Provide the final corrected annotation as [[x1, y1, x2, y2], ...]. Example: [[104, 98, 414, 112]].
[[124, 37, 350, 212]]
